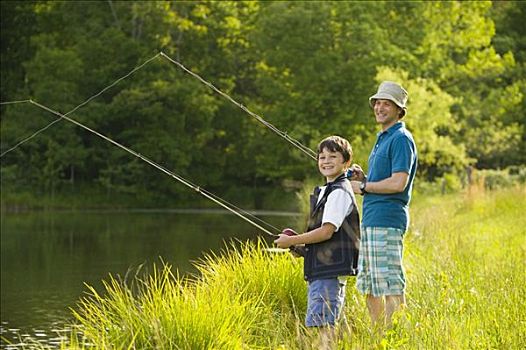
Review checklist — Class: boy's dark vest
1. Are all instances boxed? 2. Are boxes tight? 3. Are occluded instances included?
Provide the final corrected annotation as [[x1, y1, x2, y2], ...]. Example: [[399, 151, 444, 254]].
[[304, 177, 361, 281]]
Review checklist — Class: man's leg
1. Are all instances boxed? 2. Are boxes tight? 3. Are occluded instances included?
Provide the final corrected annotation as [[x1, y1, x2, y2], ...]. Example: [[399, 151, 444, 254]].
[[385, 294, 405, 327], [366, 294, 385, 326], [384, 227, 407, 327]]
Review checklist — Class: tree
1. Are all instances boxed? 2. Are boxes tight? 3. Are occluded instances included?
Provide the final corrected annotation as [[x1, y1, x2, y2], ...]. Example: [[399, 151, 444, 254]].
[[1, 1, 524, 209]]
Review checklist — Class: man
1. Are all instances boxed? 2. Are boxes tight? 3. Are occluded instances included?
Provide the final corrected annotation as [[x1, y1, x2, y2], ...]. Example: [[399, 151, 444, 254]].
[[350, 81, 418, 328]]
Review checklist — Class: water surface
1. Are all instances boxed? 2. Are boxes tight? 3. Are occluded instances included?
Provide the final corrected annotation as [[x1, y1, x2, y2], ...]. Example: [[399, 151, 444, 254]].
[[0, 210, 297, 348]]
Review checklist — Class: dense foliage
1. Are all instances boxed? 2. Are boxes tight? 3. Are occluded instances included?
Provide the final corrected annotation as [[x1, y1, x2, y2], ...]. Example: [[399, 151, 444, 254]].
[[1, 1, 524, 208]]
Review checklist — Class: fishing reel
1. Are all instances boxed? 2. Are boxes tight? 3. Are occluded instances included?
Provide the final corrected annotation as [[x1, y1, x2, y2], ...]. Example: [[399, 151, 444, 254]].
[[282, 228, 305, 257]]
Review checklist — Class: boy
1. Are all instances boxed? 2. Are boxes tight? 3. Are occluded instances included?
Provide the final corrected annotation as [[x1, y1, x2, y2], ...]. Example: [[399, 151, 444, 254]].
[[274, 135, 360, 349]]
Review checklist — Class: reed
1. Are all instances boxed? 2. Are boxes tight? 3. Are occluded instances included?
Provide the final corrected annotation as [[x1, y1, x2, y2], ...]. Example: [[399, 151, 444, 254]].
[[60, 187, 525, 349]]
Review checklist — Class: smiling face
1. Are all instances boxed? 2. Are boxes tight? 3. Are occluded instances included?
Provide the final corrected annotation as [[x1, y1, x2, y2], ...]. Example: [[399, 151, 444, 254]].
[[373, 99, 402, 130], [318, 147, 350, 182]]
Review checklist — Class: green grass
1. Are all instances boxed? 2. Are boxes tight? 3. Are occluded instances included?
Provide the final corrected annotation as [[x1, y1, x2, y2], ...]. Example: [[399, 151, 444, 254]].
[[60, 187, 526, 349]]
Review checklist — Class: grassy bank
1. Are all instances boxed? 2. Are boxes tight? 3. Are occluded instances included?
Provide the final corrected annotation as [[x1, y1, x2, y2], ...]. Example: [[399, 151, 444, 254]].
[[60, 187, 525, 349]]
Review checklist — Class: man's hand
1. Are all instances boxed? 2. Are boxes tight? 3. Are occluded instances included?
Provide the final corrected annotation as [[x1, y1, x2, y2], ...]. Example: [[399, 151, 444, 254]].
[[349, 164, 365, 181], [351, 180, 363, 194]]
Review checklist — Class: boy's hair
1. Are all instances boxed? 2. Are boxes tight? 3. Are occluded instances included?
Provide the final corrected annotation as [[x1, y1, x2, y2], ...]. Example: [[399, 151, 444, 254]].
[[317, 136, 353, 162]]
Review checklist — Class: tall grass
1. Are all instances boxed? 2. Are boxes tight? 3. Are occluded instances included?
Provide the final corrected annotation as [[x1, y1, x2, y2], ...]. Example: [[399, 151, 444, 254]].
[[61, 187, 526, 349]]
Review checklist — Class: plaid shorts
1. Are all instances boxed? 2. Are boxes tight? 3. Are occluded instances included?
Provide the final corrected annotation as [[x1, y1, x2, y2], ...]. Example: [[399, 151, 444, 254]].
[[356, 227, 406, 297]]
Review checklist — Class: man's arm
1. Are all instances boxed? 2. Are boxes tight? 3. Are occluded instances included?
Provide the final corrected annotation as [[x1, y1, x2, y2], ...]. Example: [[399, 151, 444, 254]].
[[351, 172, 409, 194], [360, 171, 409, 194]]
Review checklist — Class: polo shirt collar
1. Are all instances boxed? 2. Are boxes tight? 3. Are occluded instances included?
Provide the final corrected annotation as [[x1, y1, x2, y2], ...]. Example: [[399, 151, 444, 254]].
[[378, 121, 404, 136]]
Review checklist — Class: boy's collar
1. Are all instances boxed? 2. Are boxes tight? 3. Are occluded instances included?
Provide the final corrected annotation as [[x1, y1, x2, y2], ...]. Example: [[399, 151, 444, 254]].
[[326, 173, 347, 185]]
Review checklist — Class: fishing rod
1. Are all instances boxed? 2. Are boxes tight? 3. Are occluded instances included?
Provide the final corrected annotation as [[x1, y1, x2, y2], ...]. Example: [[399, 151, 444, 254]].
[[1, 52, 317, 161], [0, 53, 319, 244], [0, 54, 163, 158], [159, 52, 317, 161], [26, 99, 281, 238]]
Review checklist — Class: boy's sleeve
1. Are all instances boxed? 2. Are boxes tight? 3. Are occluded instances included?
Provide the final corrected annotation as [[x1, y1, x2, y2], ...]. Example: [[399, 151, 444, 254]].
[[322, 189, 353, 231]]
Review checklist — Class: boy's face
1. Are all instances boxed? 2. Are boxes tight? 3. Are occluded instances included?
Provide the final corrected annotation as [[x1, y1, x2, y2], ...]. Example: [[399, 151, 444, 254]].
[[318, 147, 350, 182]]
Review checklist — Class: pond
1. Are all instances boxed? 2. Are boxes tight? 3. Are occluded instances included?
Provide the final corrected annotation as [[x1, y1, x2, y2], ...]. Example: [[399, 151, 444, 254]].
[[0, 209, 300, 349]]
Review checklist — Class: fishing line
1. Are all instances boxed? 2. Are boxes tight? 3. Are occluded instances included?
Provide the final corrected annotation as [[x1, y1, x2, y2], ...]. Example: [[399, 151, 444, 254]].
[[0, 99, 32, 105], [159, 52, 317, 160], [26, 99, 281, 237], [1, 52, 317, 161], [0, 116, 63, 158], [0, 52, 317, 235], [0, 53, 162, 158]]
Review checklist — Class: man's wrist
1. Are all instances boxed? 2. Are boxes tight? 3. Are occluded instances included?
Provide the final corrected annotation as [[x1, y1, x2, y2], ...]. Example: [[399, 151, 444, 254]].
[[359, 180, 368, 195]]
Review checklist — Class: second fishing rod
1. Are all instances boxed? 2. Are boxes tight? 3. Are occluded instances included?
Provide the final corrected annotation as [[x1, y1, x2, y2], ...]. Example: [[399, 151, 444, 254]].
[[27, 99, 282, 238]]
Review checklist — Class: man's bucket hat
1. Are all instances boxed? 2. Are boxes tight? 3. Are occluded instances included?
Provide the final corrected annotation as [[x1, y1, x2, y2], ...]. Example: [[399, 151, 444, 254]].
[[369, 81, 408, 117]]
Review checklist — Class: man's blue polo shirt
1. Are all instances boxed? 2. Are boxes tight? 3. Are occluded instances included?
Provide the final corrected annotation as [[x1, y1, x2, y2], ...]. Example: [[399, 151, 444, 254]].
[[362, 122, 417, 231]]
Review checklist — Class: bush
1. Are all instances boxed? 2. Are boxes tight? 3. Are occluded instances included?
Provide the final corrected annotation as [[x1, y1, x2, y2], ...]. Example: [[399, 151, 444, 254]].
[[474, 166, 526, 190]]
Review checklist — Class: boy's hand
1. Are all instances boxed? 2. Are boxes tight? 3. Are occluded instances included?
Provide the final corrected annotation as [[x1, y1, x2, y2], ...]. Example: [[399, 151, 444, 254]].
[[290, 244, 306, 258], [274, 228, 298, 249], [349, 164, 365, 181]]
